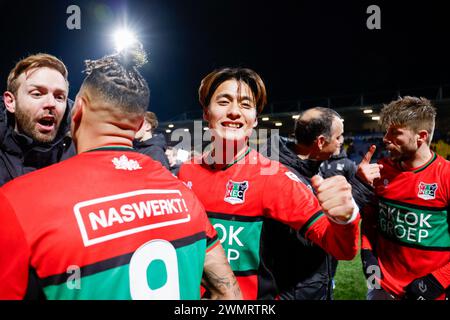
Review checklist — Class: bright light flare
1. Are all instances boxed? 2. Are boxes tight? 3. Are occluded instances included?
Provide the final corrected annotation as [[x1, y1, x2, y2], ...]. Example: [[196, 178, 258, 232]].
[[113, 28, 138, 52]]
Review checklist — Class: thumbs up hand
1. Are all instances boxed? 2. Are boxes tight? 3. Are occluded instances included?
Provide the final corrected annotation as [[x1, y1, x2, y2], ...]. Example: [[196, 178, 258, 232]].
[[311, 175, 355, 223], [356, 145, 383, 187]]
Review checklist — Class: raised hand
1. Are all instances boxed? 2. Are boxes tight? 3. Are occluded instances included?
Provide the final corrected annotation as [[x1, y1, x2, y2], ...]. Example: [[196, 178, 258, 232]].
[[311, 175, 355, 223], [356, 145, 383, 186]]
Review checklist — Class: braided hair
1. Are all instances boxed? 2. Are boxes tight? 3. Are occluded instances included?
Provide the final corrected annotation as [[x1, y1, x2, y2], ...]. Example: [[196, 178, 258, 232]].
[[82, 42, 150, 114]]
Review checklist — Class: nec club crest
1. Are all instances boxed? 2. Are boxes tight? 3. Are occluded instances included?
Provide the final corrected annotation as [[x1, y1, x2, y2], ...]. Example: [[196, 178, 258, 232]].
[[418, 182, 438, 200], [224, 180, 249, 205]]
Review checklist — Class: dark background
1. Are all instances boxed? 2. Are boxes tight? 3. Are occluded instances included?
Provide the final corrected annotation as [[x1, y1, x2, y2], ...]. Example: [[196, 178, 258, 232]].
[[1, 0, 449, 121]]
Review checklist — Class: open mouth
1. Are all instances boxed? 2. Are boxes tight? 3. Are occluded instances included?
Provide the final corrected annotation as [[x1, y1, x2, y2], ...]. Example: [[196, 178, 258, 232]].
[[221, 122, 243, 129], [37, 116, 56, 131]]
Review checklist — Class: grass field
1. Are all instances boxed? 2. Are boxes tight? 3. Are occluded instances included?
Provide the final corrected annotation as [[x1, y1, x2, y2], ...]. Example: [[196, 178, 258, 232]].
[[333, 250, 368, 300]]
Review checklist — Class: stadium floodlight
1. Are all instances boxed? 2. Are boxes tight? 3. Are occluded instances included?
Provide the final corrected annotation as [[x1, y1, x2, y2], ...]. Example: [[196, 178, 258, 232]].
[[113, 28, 138, 52]]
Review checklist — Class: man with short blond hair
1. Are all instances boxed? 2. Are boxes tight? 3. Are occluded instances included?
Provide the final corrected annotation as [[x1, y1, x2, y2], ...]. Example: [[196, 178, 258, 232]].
[[0, 53, 74, 185]]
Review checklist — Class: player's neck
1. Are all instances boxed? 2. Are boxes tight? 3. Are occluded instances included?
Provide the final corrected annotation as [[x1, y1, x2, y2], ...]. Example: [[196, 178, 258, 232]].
[[210, 140, 249, 169], [76, 126, 135, 153], [400, 146, 433, 171]]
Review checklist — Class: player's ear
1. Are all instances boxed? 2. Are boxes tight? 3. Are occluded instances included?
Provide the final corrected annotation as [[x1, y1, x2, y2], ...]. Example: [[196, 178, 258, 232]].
[[3, 91, 16, 113], [71, 95, 85, 126], [253, 117, 258, 128], [417, 129, 429, 146], [203, 107, 210, 122], [317, 135, 326, 150]]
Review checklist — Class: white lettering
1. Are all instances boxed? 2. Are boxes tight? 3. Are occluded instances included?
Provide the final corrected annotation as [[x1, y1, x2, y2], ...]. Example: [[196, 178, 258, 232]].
[[214, 223, 227, 244], [404, 212, 418, 226], [132, 201, 152, 219], [418, 229, 429, 242], [120, 204, 135, 222], [159, 200, 169, 215], [89, 210, 107, 230], [150, 200, 161, 216], [228, 226, 244, 246], [108, 207, 124, 226], [227, 249, 240, 262], [420, 214, 432, 228]]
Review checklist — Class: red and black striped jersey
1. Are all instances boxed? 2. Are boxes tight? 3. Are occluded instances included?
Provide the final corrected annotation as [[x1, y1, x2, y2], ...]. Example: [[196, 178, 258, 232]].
[[179, 148, 359, 299], [0, 147, 217, 300]]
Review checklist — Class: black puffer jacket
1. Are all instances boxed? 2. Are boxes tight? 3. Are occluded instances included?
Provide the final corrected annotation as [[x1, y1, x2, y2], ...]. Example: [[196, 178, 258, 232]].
[[0, 99, 75, 186], [261, 134, 334, 300], [133, 133, 170, 170], [320, 149, 356, 180], [262, 134, 374, 299]]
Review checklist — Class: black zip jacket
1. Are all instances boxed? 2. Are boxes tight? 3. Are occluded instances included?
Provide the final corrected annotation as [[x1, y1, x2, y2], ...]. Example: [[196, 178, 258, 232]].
[[0, 99, 75, 186], [133, 133, 170, 170]]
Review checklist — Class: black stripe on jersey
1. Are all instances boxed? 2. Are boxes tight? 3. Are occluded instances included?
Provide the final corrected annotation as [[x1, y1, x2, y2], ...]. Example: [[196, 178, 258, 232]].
[[86, 146, 138, 153], [207, 211, 264, 222], [298, 210, 324, 237], [380, 232, 450, 251], [233, 270, 258, 277], [379, 196, 448, 212], [206, 233, 218, 247], [40, 232, 206, 287]]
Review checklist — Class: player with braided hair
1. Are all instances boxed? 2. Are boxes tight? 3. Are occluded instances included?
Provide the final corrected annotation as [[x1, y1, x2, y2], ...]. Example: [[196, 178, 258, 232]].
[[0, 45, 240, 300]]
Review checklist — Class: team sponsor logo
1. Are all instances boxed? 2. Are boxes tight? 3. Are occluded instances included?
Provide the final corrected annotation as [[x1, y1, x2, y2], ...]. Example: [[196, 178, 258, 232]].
[[74, 189, 191, 246], [210, 217, 262, 271], [378, 200, 450, 248], [224, 180, 248, 205], [417, 182, 438, 200], [112, 155, 142, 171]]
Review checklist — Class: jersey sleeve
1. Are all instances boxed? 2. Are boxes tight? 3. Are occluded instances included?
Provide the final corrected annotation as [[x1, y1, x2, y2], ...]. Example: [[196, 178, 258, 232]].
[[205, 218, 219, 252], [261, 168, 322, 230], [0, 191, 30, 299], [262, 167, 359, 260]]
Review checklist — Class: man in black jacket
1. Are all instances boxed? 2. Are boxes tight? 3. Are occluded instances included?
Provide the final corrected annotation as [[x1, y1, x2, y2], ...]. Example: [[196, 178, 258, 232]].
[[133, 111, 170, 170], [263, 107, 372, 299], [0, 53, 75, 186]]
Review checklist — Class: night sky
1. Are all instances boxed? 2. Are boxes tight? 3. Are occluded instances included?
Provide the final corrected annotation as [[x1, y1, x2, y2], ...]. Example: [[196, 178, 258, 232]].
[[1, 0, 450, 121]]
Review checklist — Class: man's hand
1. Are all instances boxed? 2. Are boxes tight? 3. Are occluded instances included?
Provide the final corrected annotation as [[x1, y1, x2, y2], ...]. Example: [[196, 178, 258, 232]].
[[311, 175, 355, 223], [356, 145, 383, 186]]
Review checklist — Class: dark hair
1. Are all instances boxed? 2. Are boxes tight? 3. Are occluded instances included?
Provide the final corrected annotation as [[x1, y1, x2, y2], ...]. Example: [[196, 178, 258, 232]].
[[81, 42, 149, 115], [198, 67, 267, 113], [294, 107, 342, 146]]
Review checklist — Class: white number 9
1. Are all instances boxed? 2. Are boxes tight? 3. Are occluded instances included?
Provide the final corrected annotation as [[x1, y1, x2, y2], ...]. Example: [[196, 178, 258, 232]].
[[129, 239, 180, 300]]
